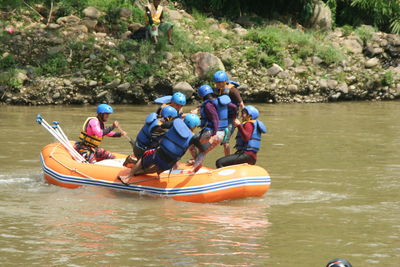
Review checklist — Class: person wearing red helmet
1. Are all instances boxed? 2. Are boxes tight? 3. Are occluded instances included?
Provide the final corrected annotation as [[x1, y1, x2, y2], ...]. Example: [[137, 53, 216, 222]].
[[75, 104, 127, 163]]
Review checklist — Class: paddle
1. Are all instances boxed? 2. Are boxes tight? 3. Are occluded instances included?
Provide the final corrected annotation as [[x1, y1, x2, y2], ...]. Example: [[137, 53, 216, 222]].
[[154, 95, 172, 104], [116, 125, 135, 149]]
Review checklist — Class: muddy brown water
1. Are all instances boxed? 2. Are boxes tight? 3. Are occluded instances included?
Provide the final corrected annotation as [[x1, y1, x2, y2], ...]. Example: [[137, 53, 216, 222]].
[[0, 102, 399, 266]]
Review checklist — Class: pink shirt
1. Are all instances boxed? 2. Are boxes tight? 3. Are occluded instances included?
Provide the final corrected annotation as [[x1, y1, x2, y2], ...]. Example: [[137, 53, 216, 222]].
[[86, 118, 117, 137]]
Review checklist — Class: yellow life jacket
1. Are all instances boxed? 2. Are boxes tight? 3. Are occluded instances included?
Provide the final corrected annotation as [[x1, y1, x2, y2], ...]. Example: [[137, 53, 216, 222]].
[[146, 3, 163, 25], [242, 119, 256, 125], [79, 117, 103, 148]]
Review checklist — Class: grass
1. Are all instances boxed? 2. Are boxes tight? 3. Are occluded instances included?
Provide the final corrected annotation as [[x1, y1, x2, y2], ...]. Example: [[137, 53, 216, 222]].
[[354, 25, 377, 44], [245, 25, 344, 67]]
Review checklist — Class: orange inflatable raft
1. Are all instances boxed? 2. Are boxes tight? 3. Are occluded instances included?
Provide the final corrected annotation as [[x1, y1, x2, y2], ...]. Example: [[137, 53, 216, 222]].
[[40, 142, 271, 203]]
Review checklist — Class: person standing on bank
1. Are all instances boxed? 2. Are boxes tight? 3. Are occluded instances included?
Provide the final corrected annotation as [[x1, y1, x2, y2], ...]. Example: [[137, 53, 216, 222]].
[[215, 105, 266, 168], [75, 104, 127, 163], [145, 0, 174, 45]]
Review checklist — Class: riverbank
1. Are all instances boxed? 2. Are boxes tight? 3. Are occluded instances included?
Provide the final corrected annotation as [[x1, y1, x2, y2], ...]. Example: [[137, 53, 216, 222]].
[[1, 2, 399, 105]]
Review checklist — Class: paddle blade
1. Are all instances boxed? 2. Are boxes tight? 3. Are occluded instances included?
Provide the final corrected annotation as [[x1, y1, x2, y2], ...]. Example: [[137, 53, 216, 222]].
[[154, 95, 172, 104]]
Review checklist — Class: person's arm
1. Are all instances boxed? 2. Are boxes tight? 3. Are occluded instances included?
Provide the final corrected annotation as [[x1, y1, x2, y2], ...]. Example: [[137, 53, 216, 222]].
[[161, 120, 173, 129], [227, 102, 238, 120], [145, 7, 154, 25], [230, 87, 244, 109], [236, 122, 254, 142], [204, 102, 219, 136], [160, 10, 164, 23]]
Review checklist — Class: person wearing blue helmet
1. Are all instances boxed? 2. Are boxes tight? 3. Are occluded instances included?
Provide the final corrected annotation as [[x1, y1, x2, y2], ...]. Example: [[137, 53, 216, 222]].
[[215, 105, 266, 168], [119, 114, 203, 184], [326, 259, 352, 267], [185, 84, 237, 171], [129, 105, 178, 163], [212, 70, 244, 156], [75, 104, 127, 163], [156, 92, 186, 117]]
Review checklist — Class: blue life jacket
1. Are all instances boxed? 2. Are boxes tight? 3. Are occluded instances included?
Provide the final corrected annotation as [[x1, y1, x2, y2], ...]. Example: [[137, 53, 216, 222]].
[[136, 113, 160, 148], [200, 99, 217, 130], [212, 95, 231, 130], [236, 120, 267, 152], [160, 119, 193, 162]]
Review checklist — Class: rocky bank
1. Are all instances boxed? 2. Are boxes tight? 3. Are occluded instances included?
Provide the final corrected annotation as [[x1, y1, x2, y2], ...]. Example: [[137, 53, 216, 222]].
[[1, 3, 400, 105]]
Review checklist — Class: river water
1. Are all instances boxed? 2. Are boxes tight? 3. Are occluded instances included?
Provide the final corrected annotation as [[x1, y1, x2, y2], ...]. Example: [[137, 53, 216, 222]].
[[0, 102, 399, 266]]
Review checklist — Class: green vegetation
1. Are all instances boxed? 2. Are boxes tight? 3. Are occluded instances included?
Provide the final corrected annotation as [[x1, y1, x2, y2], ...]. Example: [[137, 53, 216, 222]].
[[382, 71, 394, 87], [177, 0, 400, 34], [245, 26, 344, 67], [37, 53, 69, 76], [354, 25, 377, 44], [0, 54, 16, 71]]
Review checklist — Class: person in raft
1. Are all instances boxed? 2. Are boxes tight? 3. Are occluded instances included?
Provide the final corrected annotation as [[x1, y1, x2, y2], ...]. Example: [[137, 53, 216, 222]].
[[186, 84, 237, 171], [326, 258, 352, 267], [75, 104, 127, 163], [215, 105, 266, 168], [212, 70, 244, 156], [126, 105, 178, 166], [118, 114, 201, 184], [156, 92, 186, 118], [145, 0, 174, 45]]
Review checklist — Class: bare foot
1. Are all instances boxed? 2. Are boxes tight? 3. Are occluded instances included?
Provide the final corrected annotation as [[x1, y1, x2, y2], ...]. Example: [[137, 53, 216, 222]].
[[117, 175, 131, 185]]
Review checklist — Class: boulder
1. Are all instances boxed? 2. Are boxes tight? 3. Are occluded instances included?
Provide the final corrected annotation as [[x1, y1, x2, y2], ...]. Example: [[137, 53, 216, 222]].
[[105, 79, 121, 89], [343, 38, 363, 54], [81, 19, 98, 32], [173, 81, 194, 98], [83, 7, 101, 19], [119, 8, 132, 19], [191, 52, 225, 79], [308, 0, 332, 31], [47, 23, 61, 30], [337, 82, 349, 94], [47, 45, 64, 55], [233, 26, 248, 36], [267, 64, 283, 76], [165, 8, 184, 21], [365, 58, 380, 68], [56, 15, 81, 26]]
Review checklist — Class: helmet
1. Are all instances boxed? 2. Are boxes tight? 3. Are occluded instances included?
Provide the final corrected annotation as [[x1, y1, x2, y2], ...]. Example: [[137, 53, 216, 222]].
[[96, 104, 113, 114], [161, 105, 178, 119], [198, 84, 213, 98], [243, 105, 259, 120], [212, 70, 228, 82], [183, 114, 200, 129], [171, 92, 186, 106], [326, 259, 352, 267]]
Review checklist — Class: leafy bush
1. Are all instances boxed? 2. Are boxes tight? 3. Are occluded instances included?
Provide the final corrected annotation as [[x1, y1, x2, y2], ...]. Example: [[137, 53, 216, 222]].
[[246, 25, 344, 67], [382, 71, 394, 86], [341, 25, 354, 36], [354, 25, 376, 44], [316, 45, 344, 65], [0, 54, 16, 71], [37, 53, 69, 76]]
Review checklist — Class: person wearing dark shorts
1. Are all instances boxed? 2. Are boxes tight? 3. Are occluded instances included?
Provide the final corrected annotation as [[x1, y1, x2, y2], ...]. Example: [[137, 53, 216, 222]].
[[212, 70, 244, 156], [119, 114, 202, 184]]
